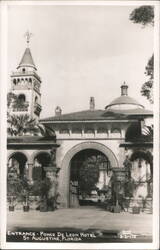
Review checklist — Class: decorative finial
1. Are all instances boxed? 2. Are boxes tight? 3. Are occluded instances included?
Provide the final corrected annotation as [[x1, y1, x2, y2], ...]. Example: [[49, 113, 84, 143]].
[[90, 97, 95, 111], [121, 81, 128, 96], [24, 30, 33, 47]]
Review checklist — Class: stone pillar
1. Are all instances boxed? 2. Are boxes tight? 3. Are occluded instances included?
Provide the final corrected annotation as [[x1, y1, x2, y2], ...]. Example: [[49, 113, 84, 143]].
[[27, 163, 33, 182], [112, 168, 127, 208], [107, 124, 111, 138], [94, 124, 97, 138], [81, 125, 84, 138]]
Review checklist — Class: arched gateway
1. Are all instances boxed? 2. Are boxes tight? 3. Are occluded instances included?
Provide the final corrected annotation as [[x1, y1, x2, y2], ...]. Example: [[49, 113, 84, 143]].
[[59, 142, 119, 208]]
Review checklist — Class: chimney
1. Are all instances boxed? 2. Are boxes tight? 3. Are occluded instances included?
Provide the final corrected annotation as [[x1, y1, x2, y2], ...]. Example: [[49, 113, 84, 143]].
[[55, 106, 62, 116], [121, 82, 128, 96], [90, 97, 95, 110]]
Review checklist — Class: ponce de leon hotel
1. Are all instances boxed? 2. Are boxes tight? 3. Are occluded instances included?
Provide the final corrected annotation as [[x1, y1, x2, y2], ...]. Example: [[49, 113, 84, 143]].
[[7, 36, 153, 211]]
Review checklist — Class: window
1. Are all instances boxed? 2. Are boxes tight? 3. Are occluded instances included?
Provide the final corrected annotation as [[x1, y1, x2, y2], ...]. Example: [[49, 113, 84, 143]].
[[111, 128, 121, 134], [35, 96, 38, 104], [18, 94, 26, 104], [13, 79, 16, 85]]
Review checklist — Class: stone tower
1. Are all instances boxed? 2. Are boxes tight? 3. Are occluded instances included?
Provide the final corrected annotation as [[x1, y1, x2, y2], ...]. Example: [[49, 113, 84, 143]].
[[9, 32, 42, 120]]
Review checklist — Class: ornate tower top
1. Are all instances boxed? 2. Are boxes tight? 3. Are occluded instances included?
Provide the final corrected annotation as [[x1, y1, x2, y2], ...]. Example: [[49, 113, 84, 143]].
[[24, 30, 33, 47], [10, 32, 42, 120], [17, 31, 36, 70]]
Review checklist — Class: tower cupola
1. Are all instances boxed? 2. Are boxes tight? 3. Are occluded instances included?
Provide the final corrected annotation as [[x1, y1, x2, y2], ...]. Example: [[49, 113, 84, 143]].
[[17, 47, 37, 71], [9, 31, 42, 120]]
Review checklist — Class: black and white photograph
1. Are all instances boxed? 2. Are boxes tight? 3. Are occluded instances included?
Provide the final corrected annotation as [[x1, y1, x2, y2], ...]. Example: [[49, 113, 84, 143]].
[[0, 0, 159, 249]]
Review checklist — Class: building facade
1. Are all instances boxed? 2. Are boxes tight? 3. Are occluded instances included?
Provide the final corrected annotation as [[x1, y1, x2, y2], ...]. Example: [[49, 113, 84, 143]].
[[7, 43, 153, 211]]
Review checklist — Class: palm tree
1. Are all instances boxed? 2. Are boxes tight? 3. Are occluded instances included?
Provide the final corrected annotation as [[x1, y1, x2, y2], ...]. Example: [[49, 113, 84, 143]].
[[7, 92, 17, 108], [7, 114, 56, 137], [7, 92, 56, 137], [7, 114, 39, 136]]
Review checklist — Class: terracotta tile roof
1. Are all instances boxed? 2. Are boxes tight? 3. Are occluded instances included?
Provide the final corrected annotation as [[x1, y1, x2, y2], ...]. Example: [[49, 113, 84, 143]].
[[7, 136, 57, 144], [40, 108, 153, 122]]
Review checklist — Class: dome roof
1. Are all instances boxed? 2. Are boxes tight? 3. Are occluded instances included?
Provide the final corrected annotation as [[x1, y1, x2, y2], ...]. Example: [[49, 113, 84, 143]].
[[105, 95, 144, 109], [105, 82, 144, 110]]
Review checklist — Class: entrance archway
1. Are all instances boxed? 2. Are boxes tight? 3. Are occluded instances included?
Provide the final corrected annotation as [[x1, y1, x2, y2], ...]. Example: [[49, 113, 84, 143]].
[[59, 142, 118, 208], [69, 149, 112, 207]]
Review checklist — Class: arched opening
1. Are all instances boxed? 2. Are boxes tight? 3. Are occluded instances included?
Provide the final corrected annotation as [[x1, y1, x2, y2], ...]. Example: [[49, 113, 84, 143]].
[[35, 96, 38, 104], [13, 79, 17, 85], [59, 142, 118, 208], [129, 151, 153, 198], [33, 152, 51, 180], [69, 149, 112, 207], [17, 94, 26, 105], [8, 152, 28, 179]]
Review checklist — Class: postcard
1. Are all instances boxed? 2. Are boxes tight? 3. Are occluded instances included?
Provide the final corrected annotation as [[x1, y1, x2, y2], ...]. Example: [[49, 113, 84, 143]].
[[0, 1, 159, 249]]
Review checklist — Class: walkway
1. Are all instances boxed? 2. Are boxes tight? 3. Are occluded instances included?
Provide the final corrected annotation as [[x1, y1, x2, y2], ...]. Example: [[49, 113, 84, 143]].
[[7, 207, 152, 243]]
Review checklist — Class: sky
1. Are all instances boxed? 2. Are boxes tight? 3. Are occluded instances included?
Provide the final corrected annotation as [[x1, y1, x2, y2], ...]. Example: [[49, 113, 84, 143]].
[[8, 4, 154, 119]]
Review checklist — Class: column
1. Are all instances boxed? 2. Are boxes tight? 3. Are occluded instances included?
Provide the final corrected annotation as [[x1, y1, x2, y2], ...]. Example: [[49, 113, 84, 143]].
[[27, 163, 34, 183], [94, 124, 97, 138], [108, 123, 111, 138], [81, 125, 84, 138]]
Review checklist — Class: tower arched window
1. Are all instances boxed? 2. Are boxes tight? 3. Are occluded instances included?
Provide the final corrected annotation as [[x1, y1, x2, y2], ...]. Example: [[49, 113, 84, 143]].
[[13, 79, 16, 85], [22, 68, 26, 73], [18, 94, 26, 104], [29, 78, 32, 83], [35, 96, 38, 104]]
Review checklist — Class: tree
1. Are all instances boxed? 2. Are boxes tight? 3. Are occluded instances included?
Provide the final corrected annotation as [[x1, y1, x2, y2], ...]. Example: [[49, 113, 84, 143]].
[[129, 6, 154, 103], [7, 92, 56, 137], [79, 156, 99, 196], [129, 6, 154, 26], [7, 92, 17, 108], [7, 114, 39, 136], [141, 55, 153, 103]]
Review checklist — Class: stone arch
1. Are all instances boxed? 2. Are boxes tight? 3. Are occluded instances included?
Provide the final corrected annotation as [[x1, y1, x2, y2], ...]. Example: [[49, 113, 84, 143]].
[[59, 142, 119, 207], [30, 150, 51, 163], [7, 151, 28, 178], [7, 150, 29, 162], [130, 150, 153, 177], [17, 93, 26, 103], [31, 150, 51, 180]]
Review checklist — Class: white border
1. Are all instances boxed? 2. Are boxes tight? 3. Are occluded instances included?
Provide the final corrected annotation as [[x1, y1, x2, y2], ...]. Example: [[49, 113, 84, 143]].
[[0, 1, 159, 249], [0, 1, 8, 249]]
